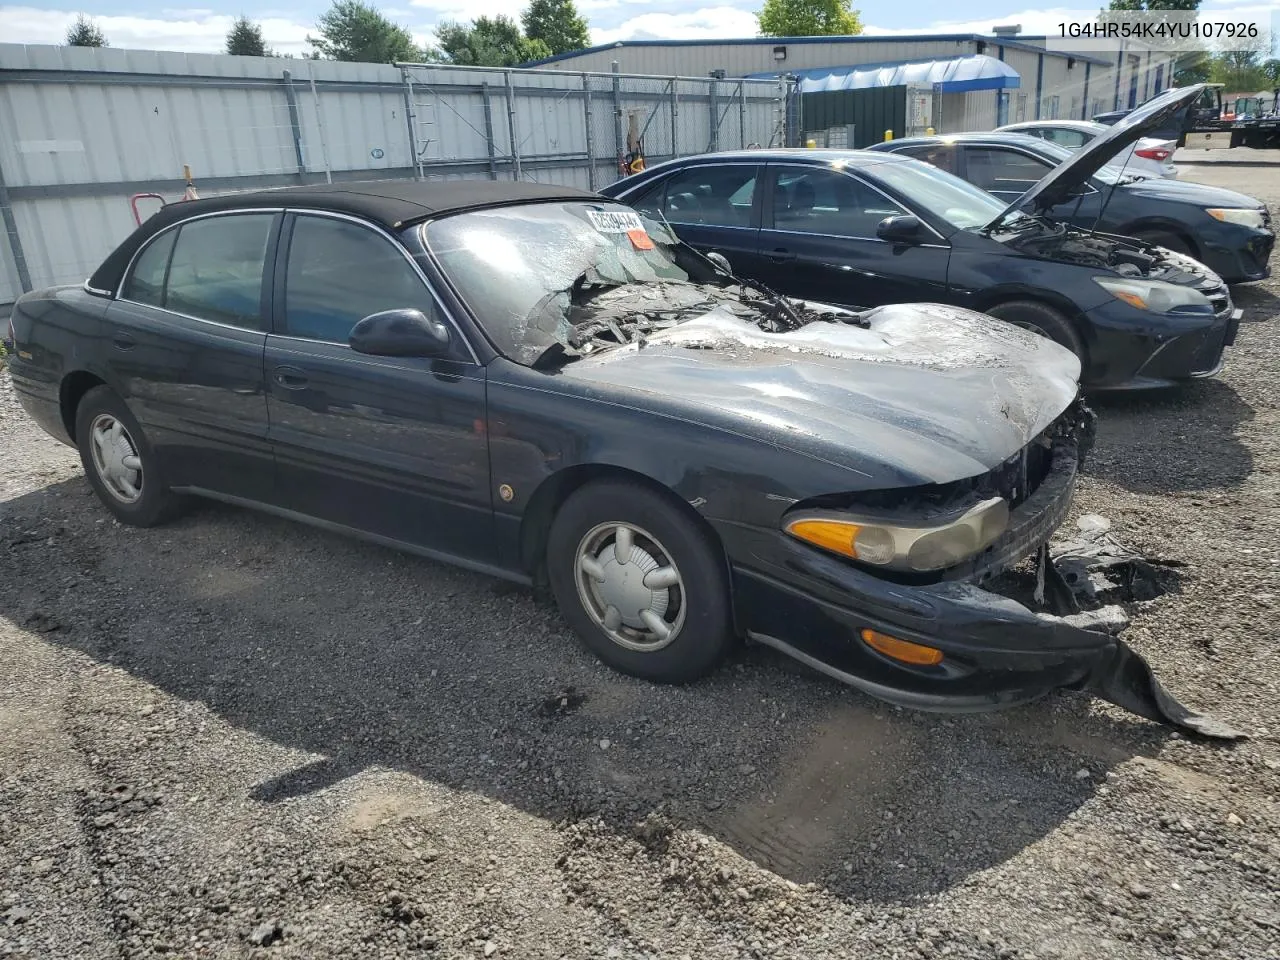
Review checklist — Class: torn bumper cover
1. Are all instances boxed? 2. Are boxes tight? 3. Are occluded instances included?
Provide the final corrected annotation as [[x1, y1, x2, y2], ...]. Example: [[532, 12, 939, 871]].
[[718, 442, 1244, 740]]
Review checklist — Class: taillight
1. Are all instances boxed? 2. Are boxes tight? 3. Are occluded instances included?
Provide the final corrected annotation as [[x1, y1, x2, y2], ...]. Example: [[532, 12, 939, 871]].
[[1135, 147, 1172, 161]]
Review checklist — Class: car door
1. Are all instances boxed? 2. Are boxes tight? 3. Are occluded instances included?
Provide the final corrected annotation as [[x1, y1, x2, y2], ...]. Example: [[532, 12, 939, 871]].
[[959, 145, 1056, 205], [106, 210, 277, 502], [754, 163, 950, 309], [632, 162, 766, 278], [264, 211, 492, 564]]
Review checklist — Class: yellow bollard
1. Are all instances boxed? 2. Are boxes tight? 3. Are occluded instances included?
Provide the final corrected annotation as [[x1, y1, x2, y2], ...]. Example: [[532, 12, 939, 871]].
[[925, 126, 935, 136], [805, 138, 817, 148], [883, 129, 893, 141]]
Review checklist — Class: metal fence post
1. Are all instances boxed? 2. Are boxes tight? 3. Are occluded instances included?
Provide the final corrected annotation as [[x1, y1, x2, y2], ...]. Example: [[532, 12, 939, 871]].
[[738, 81, 747, 149], [582, 73, 596, 190], [481, 82, 499, 181], [0, 156, 32, 297], [280, 70, 307, 178], [307, 69, 332, 184], [708, 77, 719, 152], [611, 62, 624, 174], [669, 79, 679, 159], [503, 69, 522, 180], [400, 66, 422, 180]]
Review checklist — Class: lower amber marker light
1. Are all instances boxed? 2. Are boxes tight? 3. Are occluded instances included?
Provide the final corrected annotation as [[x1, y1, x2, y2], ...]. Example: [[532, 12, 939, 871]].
[[861, 628, 944, 666]]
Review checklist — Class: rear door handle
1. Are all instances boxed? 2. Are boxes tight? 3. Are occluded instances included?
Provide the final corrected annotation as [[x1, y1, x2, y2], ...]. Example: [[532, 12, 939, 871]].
[[273, 365, 309, 390], [112, 332, 136, 350], [769, 248, 796, 263]]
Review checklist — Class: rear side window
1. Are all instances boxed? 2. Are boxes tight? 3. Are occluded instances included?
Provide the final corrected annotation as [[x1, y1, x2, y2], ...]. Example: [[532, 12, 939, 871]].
[[1042, 128, 1091, 148], [660, 165, 757, 227], [964, 147, 1053, 194], [283, 215, 437, 344], [164, 214, 274, 329], [122, 230, 176, 306], [893, 143, 958, 175]]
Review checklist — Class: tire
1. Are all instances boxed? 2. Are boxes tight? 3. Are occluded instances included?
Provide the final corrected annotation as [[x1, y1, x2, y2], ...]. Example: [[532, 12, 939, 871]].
[[1132, 228, 1193, 258], [985, 299, 1085, 359], [74, 385, 185, 527], [546, 480, 734, 684]]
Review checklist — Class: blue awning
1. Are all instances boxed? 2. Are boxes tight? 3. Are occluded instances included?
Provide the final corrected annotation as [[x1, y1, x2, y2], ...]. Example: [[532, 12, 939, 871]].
[[749, 54, 1020, 94]]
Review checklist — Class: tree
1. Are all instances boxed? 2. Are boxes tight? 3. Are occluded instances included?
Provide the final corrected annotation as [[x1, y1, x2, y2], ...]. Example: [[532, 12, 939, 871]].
[[226, 16, 268, 57], [757, 0, 861, 38], [522, 0, 589, 56], [434, 16, 551, 67], [308, 1, 423, 63], [1106, 0, 1199, 9], [65, 14, 107, 47]]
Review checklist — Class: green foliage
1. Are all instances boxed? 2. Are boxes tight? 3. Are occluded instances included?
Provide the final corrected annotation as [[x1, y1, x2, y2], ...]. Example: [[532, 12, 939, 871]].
[[522, 0, 590, 56], [226, 16, 268, 57], [434, 16, 551, 66], [65, 14, 108, 47], [756, 0, 861, 38], [308, 1, 424, 63], [1106, 0, 1199, 9]]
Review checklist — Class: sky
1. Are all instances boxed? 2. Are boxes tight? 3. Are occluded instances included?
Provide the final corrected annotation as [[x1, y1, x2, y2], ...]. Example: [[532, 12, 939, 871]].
[[0, 0, 1270, 58]]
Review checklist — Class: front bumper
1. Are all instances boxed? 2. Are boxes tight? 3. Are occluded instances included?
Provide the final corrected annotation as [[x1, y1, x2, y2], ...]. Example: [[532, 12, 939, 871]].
[[717, 435, 1240, 739], [1083, 297, 1240, 391], [1198, 226, 1273, 283]]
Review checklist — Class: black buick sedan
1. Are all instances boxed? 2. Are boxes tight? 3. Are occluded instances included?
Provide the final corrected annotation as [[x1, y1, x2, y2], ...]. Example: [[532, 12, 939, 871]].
[[601, 87, 1244, 391], [5, 179, 1233, 737]]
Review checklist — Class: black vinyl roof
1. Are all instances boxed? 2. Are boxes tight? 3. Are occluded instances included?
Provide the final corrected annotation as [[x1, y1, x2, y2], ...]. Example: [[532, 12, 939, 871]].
[[89, 179, 599, 294]]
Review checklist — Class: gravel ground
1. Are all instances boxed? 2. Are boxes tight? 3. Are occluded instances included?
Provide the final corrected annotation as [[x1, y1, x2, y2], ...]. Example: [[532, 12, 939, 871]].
[[2, 165, 1278, 960]]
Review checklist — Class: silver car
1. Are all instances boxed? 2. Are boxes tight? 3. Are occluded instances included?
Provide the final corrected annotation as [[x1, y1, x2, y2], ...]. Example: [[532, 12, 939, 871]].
[[995, 119, 1178, 180]]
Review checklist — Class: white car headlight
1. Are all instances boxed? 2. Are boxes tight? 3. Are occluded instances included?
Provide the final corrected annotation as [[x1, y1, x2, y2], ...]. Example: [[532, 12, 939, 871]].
[[1206, 207, 1266, 229], [784, 497, 1010, 573], [1093, 277, 1213, 315]]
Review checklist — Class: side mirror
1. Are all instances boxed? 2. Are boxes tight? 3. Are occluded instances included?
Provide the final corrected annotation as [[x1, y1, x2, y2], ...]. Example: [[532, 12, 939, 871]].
[[349, 308, 450, 358], [877, 214, 923, 244]]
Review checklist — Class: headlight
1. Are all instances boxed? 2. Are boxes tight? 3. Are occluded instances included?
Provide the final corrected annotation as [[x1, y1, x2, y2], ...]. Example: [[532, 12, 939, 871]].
[[1093, 277, 1212, 315], [1206, 207, 1265, 229], [784, 497, 1010, 573]]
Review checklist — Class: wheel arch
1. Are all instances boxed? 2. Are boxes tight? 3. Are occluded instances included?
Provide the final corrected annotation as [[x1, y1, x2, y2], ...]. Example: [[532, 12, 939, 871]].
[[972, 288, 1092, 369], [1115, 218, 1200, 257], [59, 370, 107, 442]]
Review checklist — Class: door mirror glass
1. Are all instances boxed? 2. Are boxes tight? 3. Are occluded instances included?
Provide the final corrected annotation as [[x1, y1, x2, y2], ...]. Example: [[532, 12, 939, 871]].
[[876, 214, 923, 243], [349, 309, 450, 357]]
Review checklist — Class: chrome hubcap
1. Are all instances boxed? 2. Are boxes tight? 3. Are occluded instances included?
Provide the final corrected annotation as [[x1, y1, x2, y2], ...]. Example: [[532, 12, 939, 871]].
[[574, 522, 685, 652], [89, 414, 143, 503]]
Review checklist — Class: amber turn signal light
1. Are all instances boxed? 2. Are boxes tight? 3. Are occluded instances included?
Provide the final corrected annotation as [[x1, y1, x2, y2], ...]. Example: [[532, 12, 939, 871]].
[[860, 628, 943, 666]]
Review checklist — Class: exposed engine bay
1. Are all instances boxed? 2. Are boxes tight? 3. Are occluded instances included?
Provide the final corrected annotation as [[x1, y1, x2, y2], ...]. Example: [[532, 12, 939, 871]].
[[1004, 225, 1224, 286]]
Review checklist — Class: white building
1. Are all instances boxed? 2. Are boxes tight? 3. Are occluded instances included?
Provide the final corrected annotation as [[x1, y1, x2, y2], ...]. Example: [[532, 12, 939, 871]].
[[526, 29, 1176, 135]]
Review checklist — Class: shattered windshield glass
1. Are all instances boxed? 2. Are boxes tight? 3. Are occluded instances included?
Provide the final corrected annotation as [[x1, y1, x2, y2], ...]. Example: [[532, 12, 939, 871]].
[[425, 202, 699, 365]]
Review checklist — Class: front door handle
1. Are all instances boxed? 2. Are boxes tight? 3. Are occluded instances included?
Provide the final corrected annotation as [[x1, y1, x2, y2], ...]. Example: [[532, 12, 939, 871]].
[[769, 248, 796, 263], [273, 365, 309, 390], [112, 332, 136, 350]]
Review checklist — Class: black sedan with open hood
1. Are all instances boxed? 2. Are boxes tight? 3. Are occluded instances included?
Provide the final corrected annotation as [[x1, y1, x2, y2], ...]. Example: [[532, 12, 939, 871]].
[[602, 89, 1244, 392], [5, 180, 1239, 739]]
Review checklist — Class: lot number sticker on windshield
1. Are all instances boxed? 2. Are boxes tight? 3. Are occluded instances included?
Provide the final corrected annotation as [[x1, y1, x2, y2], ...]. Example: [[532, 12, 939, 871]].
[[586, 210, 646, 234]]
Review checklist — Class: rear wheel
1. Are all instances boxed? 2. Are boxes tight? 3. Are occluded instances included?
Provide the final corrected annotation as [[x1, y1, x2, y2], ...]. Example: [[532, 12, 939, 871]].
[[546, 480, 734, 683], [985, 299, 1084, 359], [74, 386, 185, 526]]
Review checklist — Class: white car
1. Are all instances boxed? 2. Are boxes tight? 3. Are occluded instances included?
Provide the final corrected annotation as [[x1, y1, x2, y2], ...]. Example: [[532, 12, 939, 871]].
[[995, 120, 1178, 179]]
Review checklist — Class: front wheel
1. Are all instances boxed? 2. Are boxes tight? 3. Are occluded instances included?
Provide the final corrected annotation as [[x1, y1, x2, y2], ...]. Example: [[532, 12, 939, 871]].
[[74, 385, 185, 526], [985, 299, 1085, 359], [546, 480, 734, 683]]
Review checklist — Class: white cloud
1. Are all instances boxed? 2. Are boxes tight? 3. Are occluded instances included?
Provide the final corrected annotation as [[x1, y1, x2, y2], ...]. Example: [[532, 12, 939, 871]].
[[0, 6, 315, 54], [589, 5, 756, 45], [408, 0, 527, 23]]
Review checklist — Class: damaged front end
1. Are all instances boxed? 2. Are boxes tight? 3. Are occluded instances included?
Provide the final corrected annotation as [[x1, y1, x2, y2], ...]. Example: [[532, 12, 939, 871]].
[[730, 401, 1244, 741]]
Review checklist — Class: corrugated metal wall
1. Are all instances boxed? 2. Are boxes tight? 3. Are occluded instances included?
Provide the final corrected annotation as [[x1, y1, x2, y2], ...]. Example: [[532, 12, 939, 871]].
[[0, 44, 791, 306], [801, 87, 907, 147]]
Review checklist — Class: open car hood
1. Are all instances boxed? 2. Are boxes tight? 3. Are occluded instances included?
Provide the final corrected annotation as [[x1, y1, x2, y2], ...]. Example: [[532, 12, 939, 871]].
[[986, 84, 1205, 231]]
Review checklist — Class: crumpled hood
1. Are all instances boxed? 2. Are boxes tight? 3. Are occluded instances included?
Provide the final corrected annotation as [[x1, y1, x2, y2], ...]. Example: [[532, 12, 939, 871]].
[[558, 302, 1081, 487]]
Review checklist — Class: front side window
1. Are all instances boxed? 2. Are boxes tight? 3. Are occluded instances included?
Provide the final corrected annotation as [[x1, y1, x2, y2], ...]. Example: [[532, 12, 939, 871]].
[[122, 229, 176, 307], [893, 143, 958, 175], [164, 214, 274, 329], [964, 147, 1053, 194], [659, 165, 757, 227], [283, 216, 438, 344], [869, 158, 1009, 231], [770, 167, 908, 238]]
